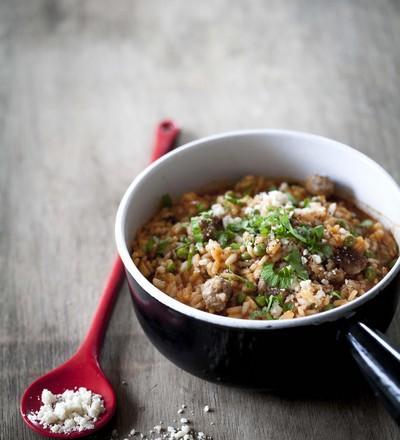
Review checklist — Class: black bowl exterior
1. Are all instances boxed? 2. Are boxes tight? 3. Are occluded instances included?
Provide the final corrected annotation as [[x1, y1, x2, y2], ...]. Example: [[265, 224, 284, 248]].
[[126, 271, 400, 391]]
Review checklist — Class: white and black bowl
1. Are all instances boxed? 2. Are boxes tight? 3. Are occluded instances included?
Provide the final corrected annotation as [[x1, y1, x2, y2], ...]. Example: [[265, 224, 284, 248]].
[[115, 130, 400, 419]]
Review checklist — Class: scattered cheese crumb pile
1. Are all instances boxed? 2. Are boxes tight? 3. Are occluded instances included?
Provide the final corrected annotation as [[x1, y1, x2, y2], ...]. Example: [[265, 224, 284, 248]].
[[28, 387, 105, 433], [114, 404, 214, 440]]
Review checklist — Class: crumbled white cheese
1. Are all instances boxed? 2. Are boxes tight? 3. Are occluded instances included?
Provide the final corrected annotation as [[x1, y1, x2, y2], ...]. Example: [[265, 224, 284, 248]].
[[279, 182, 289, 191], [328, 203, 337, 215], [294, 202, 326, 217], [315, 289, 326, 300], [299, 280, 312, 289], [311, 254, 322, 264], [41, 389, 56, 405], [27, 388, 105, 434], [222, 215, 241, 229], [250, 190, 292, 215], [210, 203, 225, 217], [301, 256, 307, 265], [270, 302, 283, 318]]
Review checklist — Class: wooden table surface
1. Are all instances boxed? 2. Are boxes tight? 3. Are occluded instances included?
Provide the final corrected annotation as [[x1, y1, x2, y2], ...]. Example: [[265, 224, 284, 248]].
[[1, 1, 400, 439]]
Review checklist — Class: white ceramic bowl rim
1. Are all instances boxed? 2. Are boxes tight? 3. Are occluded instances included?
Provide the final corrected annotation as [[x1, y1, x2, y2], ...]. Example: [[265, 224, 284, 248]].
[[115, 129, 400, 329]]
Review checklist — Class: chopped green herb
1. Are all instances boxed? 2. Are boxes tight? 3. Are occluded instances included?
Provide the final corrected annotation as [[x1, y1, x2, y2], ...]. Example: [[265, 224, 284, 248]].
[[329, 290, 342, 299], [343, 235, 355, 248], [221, 271, 254, 288], [195, 242, 203, 252], [286, 192, 297, 205], [255, 295, 267, 307], [245, 281, 257, 291], [166, 261, 176, 273], [266, 294, 275, 311], [236, 292, 247, 305], [224, 191, 243, 205], [176, 244, 189, 259], [156, 239, 170, 256], [230, 243, 241, 250], [190, 218, 204, 243], [160, 193, 173, 208], [249, 307, 273, 320], [302, 198, 311, 208], [336, 219, 348, 228], [365, 266, 377, 281], [186, 244, 195, 269], [319, 244, 333, 258], [365, 250, 376, 258], [261, 263, 295, 290], [195, 203, 207, 213], [144, 237, 156, 253], [282, 302, 294, 312], [284, 249, 309, 280], [360, 219, 374, 228], [279, 214, 308, 243], [217, 230, 235, 247]]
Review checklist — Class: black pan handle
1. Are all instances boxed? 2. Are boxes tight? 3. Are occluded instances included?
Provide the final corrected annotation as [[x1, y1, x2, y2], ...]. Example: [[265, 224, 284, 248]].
[[345, 321, 400, 423]]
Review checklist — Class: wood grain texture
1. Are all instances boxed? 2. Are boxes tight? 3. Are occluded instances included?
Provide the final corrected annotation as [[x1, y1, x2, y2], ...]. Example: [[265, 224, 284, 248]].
[[1, 0, 399, 438]]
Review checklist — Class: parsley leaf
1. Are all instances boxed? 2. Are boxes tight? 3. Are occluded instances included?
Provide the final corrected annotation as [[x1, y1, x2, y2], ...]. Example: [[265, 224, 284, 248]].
[[156, 239, 170, 256], [261, 263, 295, 289], [144, 237, 156, 253], [190, 218, 204, 243], [284, 249, 309, 280], [224, 191, 243, 205], [360, 219, 374, 228], [249, 307, 273, 320], [217, 229, 235, 247], [195, 203, 207, 213]]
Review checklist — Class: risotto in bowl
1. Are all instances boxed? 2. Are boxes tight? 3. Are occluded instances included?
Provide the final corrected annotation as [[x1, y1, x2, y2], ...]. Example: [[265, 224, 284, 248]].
[[115, 130, 400, 405], [132, 175, 397, 321]]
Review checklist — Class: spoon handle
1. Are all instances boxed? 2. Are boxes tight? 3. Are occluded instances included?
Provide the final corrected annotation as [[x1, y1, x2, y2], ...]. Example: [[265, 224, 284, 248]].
[[345, 321, 400, 424], [77, 120, 180, 359]]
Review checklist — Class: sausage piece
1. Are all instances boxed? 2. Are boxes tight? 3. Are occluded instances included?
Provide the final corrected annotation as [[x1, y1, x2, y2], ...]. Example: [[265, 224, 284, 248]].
[[199, 216, 222, 240], [201, 276, 232, 313], [305, 175, 334, 197], [334, 248, 367, 275]]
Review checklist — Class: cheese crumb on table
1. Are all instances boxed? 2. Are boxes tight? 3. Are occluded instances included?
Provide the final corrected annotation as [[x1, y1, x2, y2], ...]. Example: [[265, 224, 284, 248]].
[[27, 387, 105, 434], [123, 404, 214, 440]]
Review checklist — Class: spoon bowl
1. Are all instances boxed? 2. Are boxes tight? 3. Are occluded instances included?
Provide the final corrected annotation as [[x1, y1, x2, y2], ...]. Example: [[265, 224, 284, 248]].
[[20, 351, 116, 438]]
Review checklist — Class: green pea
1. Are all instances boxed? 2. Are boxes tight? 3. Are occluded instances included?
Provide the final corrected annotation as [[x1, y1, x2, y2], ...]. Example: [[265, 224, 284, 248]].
[[344, 235, 355, 248], [255, 295, 267, 307], [176, 245, 189, 259], [365, 267, 377, 281], [236, 292, 247, 305], [166, 262, 176, 273], [254, 244, 265, 257]]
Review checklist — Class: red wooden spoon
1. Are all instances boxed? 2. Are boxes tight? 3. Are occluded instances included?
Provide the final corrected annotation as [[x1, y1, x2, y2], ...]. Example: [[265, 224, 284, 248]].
[[20, 120, 180, 438]]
